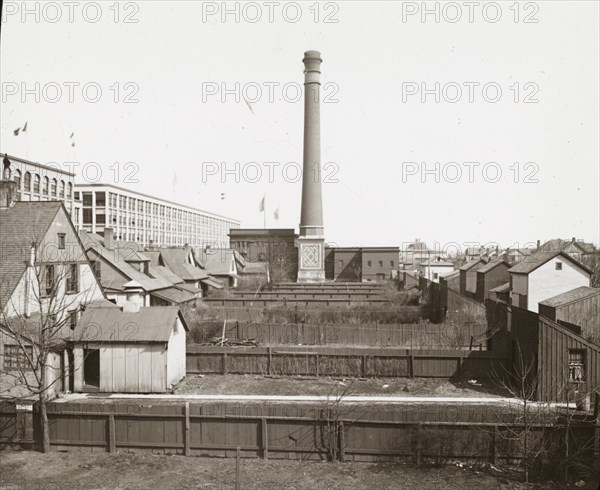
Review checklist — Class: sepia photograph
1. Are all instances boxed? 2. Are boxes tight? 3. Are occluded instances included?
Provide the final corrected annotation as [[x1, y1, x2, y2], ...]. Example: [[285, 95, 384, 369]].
[[0, 1, 599, 488]]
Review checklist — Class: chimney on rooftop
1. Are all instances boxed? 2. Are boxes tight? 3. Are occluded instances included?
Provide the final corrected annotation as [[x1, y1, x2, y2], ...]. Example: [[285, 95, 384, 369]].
[[572, 237, 576, 243], [536, 239, 540, 249], [104, 228, 114, 249], [122, 281, 144, 313], [0, 155, 18, 209]]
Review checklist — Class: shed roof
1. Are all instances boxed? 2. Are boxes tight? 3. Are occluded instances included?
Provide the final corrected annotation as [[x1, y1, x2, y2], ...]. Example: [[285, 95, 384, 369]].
[[489, 282, 510, 294], [508, 251, 592, 275], [539, 286, 600, 308], [459, 259, 487, 271], [151, 287, 196, 305], [477, 259, 511, 274], [75, 305, 187, 342]]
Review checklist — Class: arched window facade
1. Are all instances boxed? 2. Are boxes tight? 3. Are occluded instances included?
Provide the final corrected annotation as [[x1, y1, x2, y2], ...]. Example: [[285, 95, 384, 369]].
[[51, 178, 57, 196], [59, 180, 65, 198], [33, 174, 40, 193], [67, 182, 73, 199], [24, 172, 32, 192], [14, 170, 21, 189], [43, 176, 49, 195]]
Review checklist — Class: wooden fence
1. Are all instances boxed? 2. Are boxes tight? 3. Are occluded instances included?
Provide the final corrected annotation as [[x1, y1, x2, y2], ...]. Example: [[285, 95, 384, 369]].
[[190, 322, 489, 349], [1, 401, 596, 464], [186, 346, 508, 378]]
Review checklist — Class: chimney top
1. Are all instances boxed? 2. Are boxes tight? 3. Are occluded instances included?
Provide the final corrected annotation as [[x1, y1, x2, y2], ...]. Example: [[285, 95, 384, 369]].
[[104, 228, 114, 249]]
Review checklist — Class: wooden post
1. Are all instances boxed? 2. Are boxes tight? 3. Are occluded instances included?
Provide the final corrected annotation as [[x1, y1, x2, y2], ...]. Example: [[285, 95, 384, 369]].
[[316, 354, 320, 377], [184, 402, 190, 457], [107, 415, 116, 453], [491, 425, 498, 465], [235, 446, 241, 490], [409, 354, 414, 378], [236, 321, 240, 340], [267, 347, 272, 375], [223, 353, 228, 375], [339, 421, 345, 462], [362, 356, 367, 378], [594, 392, 600, 459], [414, 423, 422, 465], [261, 417, 269, 460]]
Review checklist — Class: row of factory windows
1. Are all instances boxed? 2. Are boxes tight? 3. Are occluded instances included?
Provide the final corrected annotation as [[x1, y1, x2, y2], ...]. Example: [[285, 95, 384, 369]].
[[81, 191, 234, 228], [9, 169, 73, 200]]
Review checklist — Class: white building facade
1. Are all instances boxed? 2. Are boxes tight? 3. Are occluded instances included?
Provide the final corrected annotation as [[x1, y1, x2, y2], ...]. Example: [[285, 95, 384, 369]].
[[75, 183, 239, 248]]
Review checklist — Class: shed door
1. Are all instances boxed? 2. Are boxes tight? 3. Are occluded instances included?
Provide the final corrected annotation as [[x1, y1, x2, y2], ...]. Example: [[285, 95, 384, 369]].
[[83, 349, 100, 390]]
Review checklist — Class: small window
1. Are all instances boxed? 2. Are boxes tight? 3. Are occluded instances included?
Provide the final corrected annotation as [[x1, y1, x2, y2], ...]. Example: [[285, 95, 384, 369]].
[[390, 260, 395, 268], [3, 345, 33, 370], [43, 176, 49, 195], [367, 260, 372, 267], [555, 262, 562, 270], [568, 350, 585, 382], [43, 264, 55, 297], [66, 264, 79, 294], [340, 260, 344, 267], [58, 233, 66, 250], [33, 174, 40, 193], [24, 172, 32, 192], [69, 311, 78, 330], [51, 178, 57, 196], [433, 272, 439, 279]]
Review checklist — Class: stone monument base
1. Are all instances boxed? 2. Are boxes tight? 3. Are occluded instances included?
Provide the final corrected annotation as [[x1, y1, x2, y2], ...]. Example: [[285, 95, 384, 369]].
[[296, 237, 325, 283]]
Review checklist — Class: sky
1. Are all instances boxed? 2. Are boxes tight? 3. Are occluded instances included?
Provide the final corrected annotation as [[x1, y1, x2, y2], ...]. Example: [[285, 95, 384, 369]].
[[1, 1, 598, 251]]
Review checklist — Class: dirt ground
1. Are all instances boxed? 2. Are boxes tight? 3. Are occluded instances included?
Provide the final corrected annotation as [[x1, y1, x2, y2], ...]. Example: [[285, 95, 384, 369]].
[[174, 374, 509, 398], [1, 450, 587, 490]]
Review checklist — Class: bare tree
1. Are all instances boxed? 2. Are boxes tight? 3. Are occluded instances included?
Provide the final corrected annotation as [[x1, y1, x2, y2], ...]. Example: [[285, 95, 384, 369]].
[[1, 241, 99, 452], [490, 342, 550, 482]]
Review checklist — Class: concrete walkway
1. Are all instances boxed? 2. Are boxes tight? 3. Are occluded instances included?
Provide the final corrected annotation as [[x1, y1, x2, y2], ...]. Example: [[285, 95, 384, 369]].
[[55, 393, 572, 408]]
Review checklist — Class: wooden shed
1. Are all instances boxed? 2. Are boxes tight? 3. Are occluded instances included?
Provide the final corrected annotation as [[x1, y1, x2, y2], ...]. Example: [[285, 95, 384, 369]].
[[475, 260, 511, 303], [459, 259, 487, 298], [72, 305, 188, 393], [486, 300, 600, 403], [539, 286, 600, 344]]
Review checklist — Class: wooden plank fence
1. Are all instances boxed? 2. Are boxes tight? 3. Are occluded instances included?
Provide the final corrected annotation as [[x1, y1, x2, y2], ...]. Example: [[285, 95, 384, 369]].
[[190, 322, 489, 349], [1, 401, 596, 464], [186, 346, 507, 378]]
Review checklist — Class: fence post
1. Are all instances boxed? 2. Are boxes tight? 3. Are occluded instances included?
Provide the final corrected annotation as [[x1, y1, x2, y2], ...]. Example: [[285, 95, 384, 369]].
[[107, 414, 116, 453], [362, 356, 367, 378], [261, 417, 269, 460], [235, 446, 241, 490], [223, 353, 228, 375], [414, 423, 422, 465], [594, 392, 600, 459], [268, 347, 272, 375], [236, 321, 240, 340], [316, 354, 320, 377], [184, 402, 190, 457], [491, 425, 498, 465], [339, 421, 345, 462], [409, 354, 414, 378]]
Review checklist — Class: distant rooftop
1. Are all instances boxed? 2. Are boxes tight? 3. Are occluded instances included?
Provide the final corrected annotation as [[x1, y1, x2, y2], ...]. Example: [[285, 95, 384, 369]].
[[539, 286, 600, 308]]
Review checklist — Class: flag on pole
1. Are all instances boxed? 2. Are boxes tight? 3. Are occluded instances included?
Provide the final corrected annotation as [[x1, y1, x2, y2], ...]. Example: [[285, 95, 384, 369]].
[[70, 132, 75, 147], [259, 196, 265, 212], [13, 122, 28, 136], [273, 207, 279, 220]]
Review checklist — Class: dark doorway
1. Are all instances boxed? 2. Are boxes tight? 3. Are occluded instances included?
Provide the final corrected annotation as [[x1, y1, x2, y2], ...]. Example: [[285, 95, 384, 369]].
[[83, 349, 100, 391]]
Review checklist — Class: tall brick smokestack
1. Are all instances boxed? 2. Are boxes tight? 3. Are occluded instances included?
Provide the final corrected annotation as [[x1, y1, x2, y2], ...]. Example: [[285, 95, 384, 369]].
[[299, 50, 324, 238], [297, 50, 325, 282]]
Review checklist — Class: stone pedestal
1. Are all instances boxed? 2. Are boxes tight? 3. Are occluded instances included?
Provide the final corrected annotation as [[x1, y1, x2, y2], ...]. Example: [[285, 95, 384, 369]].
[[297, 237, 325, 283]]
